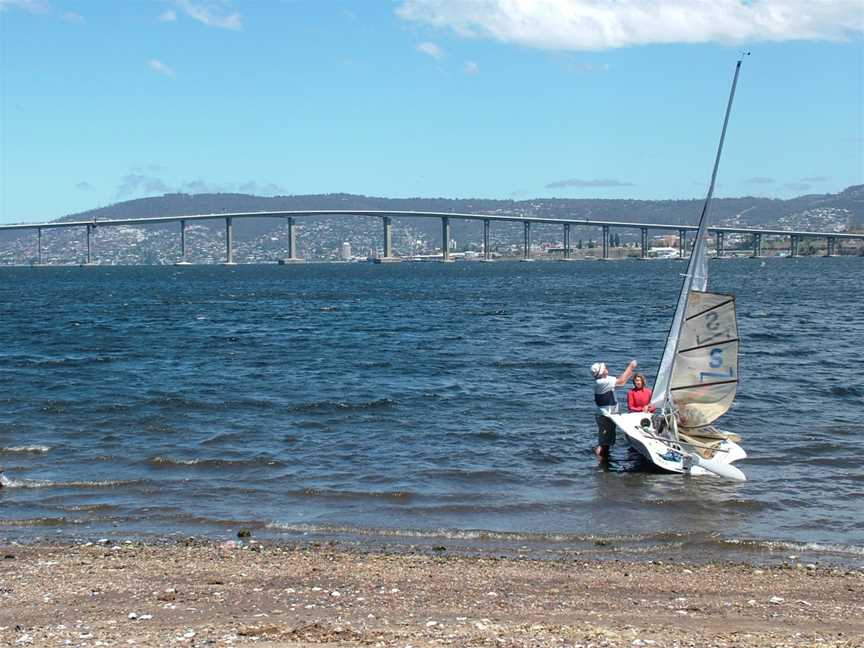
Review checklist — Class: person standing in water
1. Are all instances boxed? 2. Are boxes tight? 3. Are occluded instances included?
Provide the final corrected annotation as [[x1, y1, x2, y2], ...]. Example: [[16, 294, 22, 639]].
[[591, 360, 637, 459]]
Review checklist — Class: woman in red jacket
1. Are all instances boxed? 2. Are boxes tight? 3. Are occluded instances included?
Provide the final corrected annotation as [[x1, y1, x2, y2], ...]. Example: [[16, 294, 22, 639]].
[[627, 373, 656, 413]]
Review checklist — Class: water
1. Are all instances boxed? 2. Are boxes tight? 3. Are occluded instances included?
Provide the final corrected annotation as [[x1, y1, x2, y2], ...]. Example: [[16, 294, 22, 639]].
[[1, 259, 862, 565]]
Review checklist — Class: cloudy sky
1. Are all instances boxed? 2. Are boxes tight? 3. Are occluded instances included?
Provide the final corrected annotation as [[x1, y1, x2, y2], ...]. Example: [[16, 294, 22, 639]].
[[0, 0, 862, 222]]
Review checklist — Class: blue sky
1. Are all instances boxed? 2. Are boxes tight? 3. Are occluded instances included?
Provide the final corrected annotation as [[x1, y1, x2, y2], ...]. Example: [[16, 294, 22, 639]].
[[1, 0, 862, 224]]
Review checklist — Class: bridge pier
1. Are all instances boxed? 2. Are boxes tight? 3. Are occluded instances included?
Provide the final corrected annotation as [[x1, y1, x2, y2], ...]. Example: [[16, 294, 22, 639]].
[[522, 221, 532, 261], [374, 216, 399, 263], [790, 234, 799, 258], [441, 216, 452, 262], [678, 229, 686, 258], [640, 227, 648, 259], [826, 236, 836, 257], [601, 225, 609, 259], [277, 217, 303, 264], [383, 216, 393, 258], [224, 217, 235, 265], [36, 227, 42, 265], [751, 232, 762, 258], [483, 219, 491, 261], [715, 231, 725, 257], [174, 219, 190, 265], [563, 223, 571, 260], [82, 224, 94, 265]]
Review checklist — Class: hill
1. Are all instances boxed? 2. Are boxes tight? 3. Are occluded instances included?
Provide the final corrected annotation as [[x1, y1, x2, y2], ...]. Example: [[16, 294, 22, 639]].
[[1, 186, 861, 263]]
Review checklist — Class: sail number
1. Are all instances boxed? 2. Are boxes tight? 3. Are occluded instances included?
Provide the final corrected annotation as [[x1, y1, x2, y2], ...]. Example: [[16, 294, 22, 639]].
[[696, 311, 730, 345], [710, 348, 723, 367], [700, 347, 734, 382]]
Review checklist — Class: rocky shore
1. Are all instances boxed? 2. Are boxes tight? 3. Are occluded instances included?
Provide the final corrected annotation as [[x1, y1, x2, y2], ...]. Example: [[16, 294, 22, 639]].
[[1, 540, 861, 647]]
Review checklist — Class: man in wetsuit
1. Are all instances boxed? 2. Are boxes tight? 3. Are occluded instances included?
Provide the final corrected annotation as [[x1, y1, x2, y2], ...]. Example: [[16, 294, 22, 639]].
[[591, 360, 637, 459]]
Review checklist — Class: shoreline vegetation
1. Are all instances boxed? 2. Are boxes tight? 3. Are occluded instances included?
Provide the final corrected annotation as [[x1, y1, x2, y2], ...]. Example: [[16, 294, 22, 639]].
[[1, 540, 861, 647]]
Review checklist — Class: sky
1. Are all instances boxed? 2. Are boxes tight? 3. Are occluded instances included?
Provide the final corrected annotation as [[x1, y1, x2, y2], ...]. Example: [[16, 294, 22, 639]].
[[0, 0, 862, 224]]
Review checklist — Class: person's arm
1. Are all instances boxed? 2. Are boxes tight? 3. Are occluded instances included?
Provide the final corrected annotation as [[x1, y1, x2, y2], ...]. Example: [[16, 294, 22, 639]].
[[627, 389, 637, 413], [615, 360, 638, 387], [645, 388, 656, 413]]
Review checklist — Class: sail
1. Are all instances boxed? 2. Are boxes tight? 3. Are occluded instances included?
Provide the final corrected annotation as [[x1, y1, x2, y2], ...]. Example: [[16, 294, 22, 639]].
[[650, 59, 743, 412], [670, 291, 739, 427], [650, 228, 712, 410]]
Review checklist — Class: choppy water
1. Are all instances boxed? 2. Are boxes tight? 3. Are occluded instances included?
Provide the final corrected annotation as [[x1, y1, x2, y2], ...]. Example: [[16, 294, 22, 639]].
[[1, 259, 862, 565]]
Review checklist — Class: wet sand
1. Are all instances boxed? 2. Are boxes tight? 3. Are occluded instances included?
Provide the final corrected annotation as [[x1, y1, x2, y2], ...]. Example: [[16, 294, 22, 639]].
[[1, 540, 862, 647]]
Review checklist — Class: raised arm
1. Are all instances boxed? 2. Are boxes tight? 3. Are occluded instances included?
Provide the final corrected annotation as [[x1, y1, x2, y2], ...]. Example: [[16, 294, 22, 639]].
[[615, 360, 638, 387]]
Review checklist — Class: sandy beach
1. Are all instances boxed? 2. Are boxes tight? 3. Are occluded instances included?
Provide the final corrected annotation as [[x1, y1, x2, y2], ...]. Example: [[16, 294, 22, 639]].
[[0, 540, 861, 647]]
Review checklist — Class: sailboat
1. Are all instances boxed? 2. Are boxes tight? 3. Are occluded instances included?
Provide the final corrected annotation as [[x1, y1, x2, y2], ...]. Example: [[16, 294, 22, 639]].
[[609, 59, 748, 482]]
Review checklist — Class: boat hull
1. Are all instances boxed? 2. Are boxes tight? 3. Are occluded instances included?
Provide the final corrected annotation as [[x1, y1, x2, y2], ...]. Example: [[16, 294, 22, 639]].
[[608, 412, 746, 477]]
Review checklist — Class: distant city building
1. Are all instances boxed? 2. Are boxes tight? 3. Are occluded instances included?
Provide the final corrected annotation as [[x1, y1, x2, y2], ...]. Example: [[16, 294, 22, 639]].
[[340, 241, 352, 260]]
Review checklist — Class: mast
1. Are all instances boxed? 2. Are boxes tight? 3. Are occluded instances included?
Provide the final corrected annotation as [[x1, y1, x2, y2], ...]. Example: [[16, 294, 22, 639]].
[[650, 58, 745, 413]]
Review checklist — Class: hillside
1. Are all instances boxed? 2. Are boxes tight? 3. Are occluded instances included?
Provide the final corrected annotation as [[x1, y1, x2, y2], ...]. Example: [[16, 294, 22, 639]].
[[0, 186, 861, 263]]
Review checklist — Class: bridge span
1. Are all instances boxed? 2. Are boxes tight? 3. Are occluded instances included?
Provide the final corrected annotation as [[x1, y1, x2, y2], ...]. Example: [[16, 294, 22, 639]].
[[1, 209, 861, 264]]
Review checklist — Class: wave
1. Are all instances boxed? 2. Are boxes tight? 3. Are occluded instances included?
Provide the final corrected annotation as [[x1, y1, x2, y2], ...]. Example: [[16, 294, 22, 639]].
[[418, 467, 520, 484], [723, 537, 864, 558], [0, 445, 50, 454], [262, 523, 864, 562], [286, 398, 396, 413], [146, 456, 285, 469], [0, 517, 70, 527], [472, 309, 510, 317], [287, 488, 415, 502], [265, 522, 578, 542], [493, 360, 572, 370], [828, 385, 863, 398], [0, 475, 142, 489], [2, 355, 116, 368], [263, 523, 675, 545]]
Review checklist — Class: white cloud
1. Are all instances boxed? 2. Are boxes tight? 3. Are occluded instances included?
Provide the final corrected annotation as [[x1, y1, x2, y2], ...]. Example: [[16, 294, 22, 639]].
[[159, 9, 177, 22], [171, 0, 242, 30], [464, 60, 480, 74], [116, 174, 172, 198], [0, 0, 50, 14], [115, 173, 287, 199], [417, 41, 444, 59], [1, 1, 82, 23], [396, 1, 864, 50], [148, 59, 175, 77], [546, 177, 634, 189]]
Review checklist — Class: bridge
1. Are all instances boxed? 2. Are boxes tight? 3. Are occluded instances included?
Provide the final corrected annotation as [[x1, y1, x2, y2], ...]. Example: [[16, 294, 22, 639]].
[[1, 209, 861, 264]]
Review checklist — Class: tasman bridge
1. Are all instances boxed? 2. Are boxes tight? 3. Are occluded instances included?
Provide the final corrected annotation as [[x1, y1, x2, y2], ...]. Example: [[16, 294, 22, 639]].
[[1, 209, 862, 264]]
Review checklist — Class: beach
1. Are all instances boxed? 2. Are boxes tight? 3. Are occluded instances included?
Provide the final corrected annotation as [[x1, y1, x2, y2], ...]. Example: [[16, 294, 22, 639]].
[[1, 540, 861, 647]]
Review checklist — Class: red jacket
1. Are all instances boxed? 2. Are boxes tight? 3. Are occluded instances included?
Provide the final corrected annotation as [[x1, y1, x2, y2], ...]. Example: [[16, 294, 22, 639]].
[[627, 387, 656, 413]]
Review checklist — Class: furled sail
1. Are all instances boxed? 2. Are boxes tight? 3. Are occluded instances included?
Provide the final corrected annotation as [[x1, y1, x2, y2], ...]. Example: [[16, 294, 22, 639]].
[[670, 291, 739, 428]]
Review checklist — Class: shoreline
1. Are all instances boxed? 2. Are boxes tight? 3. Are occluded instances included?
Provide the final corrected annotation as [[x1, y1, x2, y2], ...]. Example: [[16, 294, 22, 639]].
[[1, 539, 861, 647], [3, 525, 863, 571]]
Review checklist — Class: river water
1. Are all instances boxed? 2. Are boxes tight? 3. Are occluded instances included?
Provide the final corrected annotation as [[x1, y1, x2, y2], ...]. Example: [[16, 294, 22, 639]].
[[1, 259, 862, 565]]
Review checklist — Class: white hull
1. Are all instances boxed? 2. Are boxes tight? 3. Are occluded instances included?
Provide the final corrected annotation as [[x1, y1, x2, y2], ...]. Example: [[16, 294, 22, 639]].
[[608, 412, 746, 479]]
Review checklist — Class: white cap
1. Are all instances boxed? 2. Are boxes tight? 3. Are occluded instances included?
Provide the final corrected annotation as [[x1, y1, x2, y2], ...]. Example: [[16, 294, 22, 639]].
[[590, 362, 606, 378]]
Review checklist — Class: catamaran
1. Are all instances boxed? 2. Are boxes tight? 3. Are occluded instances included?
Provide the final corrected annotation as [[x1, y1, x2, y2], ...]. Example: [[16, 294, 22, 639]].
[[609, 60, 748, 482]]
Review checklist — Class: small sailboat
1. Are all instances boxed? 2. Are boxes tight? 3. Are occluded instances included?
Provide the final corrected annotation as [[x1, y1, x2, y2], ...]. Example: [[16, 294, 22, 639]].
[[609, 60, 748, 482]]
